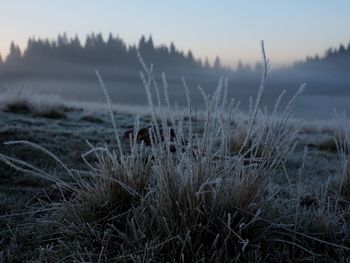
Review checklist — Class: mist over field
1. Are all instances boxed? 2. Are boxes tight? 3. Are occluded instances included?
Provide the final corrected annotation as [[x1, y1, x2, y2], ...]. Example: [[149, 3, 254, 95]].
[[1, 33, 350, 119]]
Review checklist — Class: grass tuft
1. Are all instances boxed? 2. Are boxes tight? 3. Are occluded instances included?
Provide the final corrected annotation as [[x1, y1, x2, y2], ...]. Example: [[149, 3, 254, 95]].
[[0, 86, 67, 119]]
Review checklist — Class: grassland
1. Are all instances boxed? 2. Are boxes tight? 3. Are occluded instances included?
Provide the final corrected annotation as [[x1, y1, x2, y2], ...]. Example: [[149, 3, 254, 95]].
[[0, 48, 350, 262]]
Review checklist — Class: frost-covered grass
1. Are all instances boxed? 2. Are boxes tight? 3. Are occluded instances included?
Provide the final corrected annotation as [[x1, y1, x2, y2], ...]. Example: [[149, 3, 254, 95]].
[[0, 87, 68, 118], [1, 43, 350, 262]]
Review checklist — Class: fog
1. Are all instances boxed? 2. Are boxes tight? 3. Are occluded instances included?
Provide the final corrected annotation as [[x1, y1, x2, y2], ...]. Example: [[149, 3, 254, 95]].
[[1, 67, 349, 120], [0, 34, 349, 120]]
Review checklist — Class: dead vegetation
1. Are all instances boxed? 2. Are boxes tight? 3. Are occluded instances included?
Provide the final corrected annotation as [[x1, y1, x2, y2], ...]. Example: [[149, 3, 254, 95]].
[[1, 43, 350, 262], [0, 87, 67, 119]]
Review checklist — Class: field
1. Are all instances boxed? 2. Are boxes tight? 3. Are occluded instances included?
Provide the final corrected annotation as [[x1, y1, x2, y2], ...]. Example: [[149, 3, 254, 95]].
[[0, 54, 350, 262]]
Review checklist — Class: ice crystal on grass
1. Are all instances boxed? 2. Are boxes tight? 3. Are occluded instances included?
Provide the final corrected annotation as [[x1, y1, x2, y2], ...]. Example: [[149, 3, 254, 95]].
[[2, 42, 350, 262]]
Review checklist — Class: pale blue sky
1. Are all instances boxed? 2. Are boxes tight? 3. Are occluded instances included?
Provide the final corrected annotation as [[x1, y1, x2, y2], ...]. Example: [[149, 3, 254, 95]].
[[0, 1, 349, 67]]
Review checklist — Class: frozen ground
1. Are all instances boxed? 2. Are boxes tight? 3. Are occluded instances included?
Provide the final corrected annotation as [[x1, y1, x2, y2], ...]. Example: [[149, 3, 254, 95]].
[[0, 89, 348, 261], [0, 97, 343, 194]]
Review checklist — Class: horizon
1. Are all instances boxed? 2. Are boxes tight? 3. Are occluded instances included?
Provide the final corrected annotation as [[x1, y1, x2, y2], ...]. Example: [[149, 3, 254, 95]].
[[1, 1, 350, 68], [1, 32, 350, 70]]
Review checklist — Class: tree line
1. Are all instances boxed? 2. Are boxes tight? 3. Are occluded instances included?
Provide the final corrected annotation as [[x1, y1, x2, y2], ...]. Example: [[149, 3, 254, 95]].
[[0, 33, 349, 82], [0, 33, 226, 72], [292, 42, 350, 71]]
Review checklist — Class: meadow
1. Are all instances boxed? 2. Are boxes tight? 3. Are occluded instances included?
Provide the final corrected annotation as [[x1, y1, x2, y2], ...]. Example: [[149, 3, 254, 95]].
[[0, 44, 350, 262]]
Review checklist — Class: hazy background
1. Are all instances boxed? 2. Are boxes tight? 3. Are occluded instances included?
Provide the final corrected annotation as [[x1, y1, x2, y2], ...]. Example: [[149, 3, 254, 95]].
[[0, 0, 350, 119]]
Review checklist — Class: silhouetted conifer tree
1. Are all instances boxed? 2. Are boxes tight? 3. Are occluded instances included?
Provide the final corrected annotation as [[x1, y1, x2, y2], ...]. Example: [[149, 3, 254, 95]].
[[170, 42, 176, 54], [138, 35, 147, 52], [338, 44, 346, 54], [85, 34, 94, 49], [71, 35, 82, 49], [57, 33, 69, 47], [214, 56, 221, 69], [187, 50, 194, 61], [147, 36, 154, 51], [106, 33, 127, 64], [6, 42, 21, 63]]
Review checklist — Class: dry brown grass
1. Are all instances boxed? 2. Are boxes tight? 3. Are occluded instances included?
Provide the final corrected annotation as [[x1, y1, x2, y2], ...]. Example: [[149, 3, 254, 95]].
[[0, 87, 67, 119]]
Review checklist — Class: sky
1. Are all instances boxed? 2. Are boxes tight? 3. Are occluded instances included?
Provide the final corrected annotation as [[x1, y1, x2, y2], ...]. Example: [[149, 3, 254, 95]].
[[0, 0, 349, 67]]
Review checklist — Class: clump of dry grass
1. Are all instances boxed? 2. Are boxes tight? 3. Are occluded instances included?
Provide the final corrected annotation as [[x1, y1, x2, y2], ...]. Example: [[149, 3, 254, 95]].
[[2, 42, 350, 262], [331, 114, 350, 200], [345, 157, 350, 196], [0, 86, 67, 118], [229, 127, 247, 154]]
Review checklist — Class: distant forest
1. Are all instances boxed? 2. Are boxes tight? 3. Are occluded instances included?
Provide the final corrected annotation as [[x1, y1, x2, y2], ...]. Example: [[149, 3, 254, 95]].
[[292, 43, 350, 72], [0, 33, 233, 80], [0, 33, 349, 89]]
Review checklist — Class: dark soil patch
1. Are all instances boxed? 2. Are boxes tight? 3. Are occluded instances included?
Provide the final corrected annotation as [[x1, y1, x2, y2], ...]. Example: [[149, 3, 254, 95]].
[[36, 110, 66, 119], [308, 139, 338, 152]]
